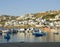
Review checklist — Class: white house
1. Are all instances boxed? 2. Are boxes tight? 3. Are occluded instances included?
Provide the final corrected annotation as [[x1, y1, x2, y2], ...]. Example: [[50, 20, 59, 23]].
[[55, 14, 60, 20], [4, 21, 12, 26], [54, 21, 60, 27], [49, 22, 54, 27]]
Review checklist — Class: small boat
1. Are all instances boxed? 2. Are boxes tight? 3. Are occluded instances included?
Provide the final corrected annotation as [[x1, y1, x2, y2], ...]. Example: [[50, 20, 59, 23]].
[[10, 29, 18, 34], [2, 29, 11, 34], [13, 29, 18, 33], [32, 29, 46, 37], [53, 32, 59, 35], [0, 31, 2, 35], [32, 32, 46, 37], [2, 29, 10, 32]]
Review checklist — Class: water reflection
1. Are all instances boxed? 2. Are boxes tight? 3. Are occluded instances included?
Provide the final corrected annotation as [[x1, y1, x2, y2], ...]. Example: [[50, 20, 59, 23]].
[[0, 28, 60, 43], [4, 33, 10, 42]]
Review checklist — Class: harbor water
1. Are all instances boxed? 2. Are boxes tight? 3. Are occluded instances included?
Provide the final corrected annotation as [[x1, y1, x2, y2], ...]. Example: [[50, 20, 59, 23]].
[[0, 27, 60, 43]]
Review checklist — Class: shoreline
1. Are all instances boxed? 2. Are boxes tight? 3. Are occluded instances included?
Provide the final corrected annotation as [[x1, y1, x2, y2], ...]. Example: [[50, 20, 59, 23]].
[[0, 42, 60, 47]]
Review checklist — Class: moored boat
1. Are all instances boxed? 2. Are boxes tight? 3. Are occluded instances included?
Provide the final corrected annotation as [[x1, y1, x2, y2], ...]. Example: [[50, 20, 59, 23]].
[[32, 28, 46, 37], [0, 30, 2, 35], [53, 32, 59, 35]]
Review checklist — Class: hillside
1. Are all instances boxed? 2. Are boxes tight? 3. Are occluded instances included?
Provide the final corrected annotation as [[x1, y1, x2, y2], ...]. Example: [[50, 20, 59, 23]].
[[34, 10, 60, 19], [0, 10, 60, 27], [0, 10, 60, 20], [16, 10, 60, 20]]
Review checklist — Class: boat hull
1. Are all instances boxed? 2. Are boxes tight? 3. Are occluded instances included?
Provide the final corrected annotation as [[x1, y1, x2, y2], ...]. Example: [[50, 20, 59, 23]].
[[32, 32, 46, 37]]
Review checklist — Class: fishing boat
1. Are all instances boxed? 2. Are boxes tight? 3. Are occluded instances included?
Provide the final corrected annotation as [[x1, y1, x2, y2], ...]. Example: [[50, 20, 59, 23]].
[[32, 28, 46, 37]]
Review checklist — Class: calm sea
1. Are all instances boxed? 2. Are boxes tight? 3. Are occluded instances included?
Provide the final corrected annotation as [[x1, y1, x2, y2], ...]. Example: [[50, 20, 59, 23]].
[[0, 28, 60, 43]]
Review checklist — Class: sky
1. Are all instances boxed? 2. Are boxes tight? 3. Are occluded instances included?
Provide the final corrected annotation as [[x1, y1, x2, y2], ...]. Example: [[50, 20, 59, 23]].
[[0, 0, 60, 16]]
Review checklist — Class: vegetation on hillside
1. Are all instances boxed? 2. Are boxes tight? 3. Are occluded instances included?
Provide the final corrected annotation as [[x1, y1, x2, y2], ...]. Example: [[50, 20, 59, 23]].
[[34, 10, 60, 20], [42, 14, 57, 20]]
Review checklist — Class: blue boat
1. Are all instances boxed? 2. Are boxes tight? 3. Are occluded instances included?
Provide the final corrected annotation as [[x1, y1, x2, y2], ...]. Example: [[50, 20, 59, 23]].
[[32, 29, 46, 37]]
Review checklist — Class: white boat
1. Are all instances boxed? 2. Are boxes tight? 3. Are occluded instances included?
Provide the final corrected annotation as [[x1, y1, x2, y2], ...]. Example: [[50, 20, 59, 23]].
[[2, 30, 9, 33]]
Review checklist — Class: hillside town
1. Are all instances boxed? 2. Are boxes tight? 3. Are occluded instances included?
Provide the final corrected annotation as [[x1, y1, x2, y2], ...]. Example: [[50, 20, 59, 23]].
[[0, 10, 60, 29]]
